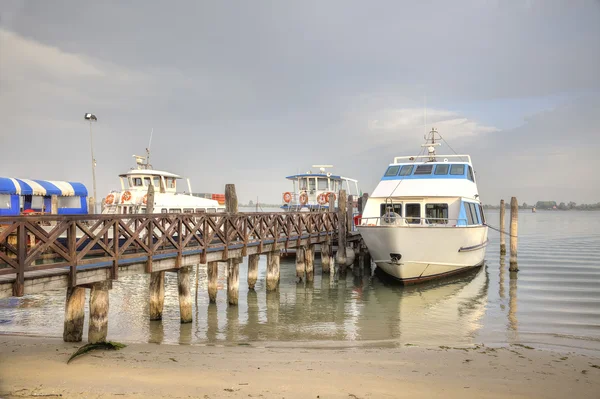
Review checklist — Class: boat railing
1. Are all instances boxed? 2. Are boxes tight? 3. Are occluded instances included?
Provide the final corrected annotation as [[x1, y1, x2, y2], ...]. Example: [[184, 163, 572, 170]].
[[392, 154, 472, 164], [359, 215, 469, 227]]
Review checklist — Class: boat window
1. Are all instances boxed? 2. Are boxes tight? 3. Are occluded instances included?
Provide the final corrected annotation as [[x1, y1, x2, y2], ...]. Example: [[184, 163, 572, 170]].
[[467, 166, 475, 182], [380, 203, 402, 216], [195, 208, 206, 213], [31, 196, 44, 210], [0, 194, 11, 209], [144, 177, 152, 187], [308, 178, 316, 192], [153, 177, 161, 187], [183, 208, 194, 213], [399, 165, 414, 176], [425, 204, 448, 224], [465, 203, 476, 225], [165, 178, 176, 189], [58, 196, 81, 209], [450, 164, 465, 175], [434, 164, 449, 175], [140, 207, 146, 213], [207, 208, 216, 213], [385, 165, 400, 176], [169, 208, 181, 213], [414, 165, 433, 175], [318, 178, 328, 190], [478, 204, 486, 224], [299, 179, 308, 191], [405, 203, 421, 224], [161, 208, 167, 213]]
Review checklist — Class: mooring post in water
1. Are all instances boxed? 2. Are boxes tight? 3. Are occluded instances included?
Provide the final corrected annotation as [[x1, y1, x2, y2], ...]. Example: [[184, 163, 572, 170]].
[[296, 246, 306, 282], [336, 190, 348, 272], [347, 194, 354, 233], [509, 197, 519, 272], [88, 281, 111, 344], [306, 245, 315, 282], [247, 254, 259, 290], [266, 250, 280, 291], [225, 184, 241, 306], [207, 261, 218, 303], [500, 199, 506, 255], [63, 286, 86, 342], [146, 184, 165, 320], [321, 235, 331, 274], [178, 266, 193, 323]]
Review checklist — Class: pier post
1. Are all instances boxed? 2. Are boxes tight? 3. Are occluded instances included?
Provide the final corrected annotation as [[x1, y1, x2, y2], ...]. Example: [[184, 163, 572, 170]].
[[63, 286, 86, 342], [361, 193, 369, 214], [88, 281, 110, 344], [266, 250, 280, 292], [178, 266, 193, 323], [51, 195, 58, 215], [225, 184, 240, 306], [500, 199, 506, 255], [509, 197, 519, 272], [336, 190, 348, 272], [347, 194, 354, 233], [321, 235, 331, 274], [146, 184, 165, 320], [88, 197, 95, 214], [247, 254, 259, 290], [207, 261, 218, 303], [296, 246, 306, 282], [306, 245, 315, 282]]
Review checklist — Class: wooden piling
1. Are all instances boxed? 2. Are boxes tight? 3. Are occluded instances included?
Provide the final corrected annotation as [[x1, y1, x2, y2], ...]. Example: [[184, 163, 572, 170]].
[[296, 246, 306, 282], [146, 184, 165, 320], [321, 235, 331, 274], [178, 266, 193, 323], [347, 194, 354, 232], [306, 245, 315, 282], [225, 184, 240, 306], [500, 199, 506, 255], [88, 197, 95, 214], [336, 190, 348, 271], [207, 261, 218, 303], [509, 197, 519, 272], [361, 193, 369, 214], [247, 254, 259, 290], [88, 281, 110, 344], [51, 195, 58, 215], [266, 250, 280, 292], [63, 286, 85, 342]]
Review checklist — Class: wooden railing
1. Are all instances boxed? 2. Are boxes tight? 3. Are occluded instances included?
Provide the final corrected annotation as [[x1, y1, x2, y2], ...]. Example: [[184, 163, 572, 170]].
[[0, 212, 339, 296]]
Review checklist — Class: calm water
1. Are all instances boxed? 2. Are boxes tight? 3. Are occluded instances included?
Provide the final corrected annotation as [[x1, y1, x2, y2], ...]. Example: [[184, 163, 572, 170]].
[[1, 210, 599, 353]]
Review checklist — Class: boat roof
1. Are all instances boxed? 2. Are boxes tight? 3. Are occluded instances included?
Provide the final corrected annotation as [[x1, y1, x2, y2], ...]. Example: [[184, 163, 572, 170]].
[[119, 169, 182, 179], [0, 177, 88, 196], [286, 173, 341, 180]]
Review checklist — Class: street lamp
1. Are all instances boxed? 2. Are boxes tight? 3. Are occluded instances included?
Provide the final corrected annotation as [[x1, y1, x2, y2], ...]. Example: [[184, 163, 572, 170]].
[[84, 113, 98, 213]]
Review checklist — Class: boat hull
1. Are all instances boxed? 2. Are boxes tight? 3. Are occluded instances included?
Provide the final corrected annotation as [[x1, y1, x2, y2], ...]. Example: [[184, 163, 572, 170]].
[[357, 225, 488, 284]]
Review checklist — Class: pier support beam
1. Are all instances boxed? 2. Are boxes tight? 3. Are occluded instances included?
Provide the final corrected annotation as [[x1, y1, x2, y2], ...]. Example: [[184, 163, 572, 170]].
[[336, 190, 348, 273], [306, 245, 315, 282], [266, 250, 280, 292], [63, 286, 85, 342], [509, 197, 519, 272], [248, 254, 259, 290], [88, 281, 110, 344], [321, 236, 331, 274], [225, 184, 241, 306], [500, 199, 506, 255], [149, 271, 165, 320], [207, 261, 219, 303], [296, 246, 306, 282], [178, 266, 192, 323]]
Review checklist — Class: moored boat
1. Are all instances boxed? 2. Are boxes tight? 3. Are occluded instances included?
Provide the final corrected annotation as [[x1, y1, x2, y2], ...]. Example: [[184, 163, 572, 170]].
[[357, 128, 488, 284]]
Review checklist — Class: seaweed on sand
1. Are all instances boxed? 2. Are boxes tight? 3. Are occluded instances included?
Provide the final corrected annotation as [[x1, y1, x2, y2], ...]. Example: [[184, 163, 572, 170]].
[[68, 341, 127, 364]]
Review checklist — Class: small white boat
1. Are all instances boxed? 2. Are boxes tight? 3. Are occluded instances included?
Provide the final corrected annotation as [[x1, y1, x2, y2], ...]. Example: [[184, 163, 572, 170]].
[[281, 165, 360, 212], [102, 150, 225, 214], [357, 128, 488, 284]]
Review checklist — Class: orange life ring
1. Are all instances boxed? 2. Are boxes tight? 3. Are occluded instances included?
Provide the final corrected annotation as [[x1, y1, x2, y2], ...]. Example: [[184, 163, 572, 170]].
[[282, 192, 292, 203], [142, 194, 148, 205], [121, 191, 132, 203], [326, 192, 337, 203], [299, 192, 309, 205], [105, 194, 115, 205], [317, 193, 327, 205]]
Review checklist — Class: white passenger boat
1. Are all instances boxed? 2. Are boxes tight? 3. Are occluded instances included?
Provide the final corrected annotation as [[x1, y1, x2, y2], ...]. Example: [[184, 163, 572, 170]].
[[357, 128, 488, 284], [281, 165, 360, 212], [102, 150, 225, 214]]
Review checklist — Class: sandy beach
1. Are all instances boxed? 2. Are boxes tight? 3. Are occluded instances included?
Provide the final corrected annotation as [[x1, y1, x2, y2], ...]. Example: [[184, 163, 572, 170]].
[[0, 336, 599, 399]]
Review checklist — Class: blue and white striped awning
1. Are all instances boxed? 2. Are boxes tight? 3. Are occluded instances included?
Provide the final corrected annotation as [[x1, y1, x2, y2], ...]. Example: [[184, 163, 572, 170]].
[[0, 177, 88, 197]]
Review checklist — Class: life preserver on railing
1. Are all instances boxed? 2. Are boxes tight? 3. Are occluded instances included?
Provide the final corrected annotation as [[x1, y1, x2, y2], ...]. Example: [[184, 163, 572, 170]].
[[121, 191, 132, 203], [326, 192, 337, 203], [299, 191, 309, 205], [105, 193, 115, 205], [142, 194, 148, 205], [317, 193, 327, 205], [282, 192, 292, 203]]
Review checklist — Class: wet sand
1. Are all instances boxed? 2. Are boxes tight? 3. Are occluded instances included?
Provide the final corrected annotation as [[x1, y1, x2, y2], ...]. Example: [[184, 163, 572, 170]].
[[1, 336, 599, 398]]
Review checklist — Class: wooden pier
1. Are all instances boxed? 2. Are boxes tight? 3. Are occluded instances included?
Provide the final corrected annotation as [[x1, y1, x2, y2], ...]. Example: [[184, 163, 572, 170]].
[[0, 188, 365, 343]]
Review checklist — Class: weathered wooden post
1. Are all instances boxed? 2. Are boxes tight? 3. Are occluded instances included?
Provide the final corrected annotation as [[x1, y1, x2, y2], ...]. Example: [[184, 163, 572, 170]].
[[321, 235, 331, 274], [266, 250, 280, 291], [509, 197, 519, 272], [296, 246, 306, 282], [500, 199, 506, 255], [336, 190, 348, 272], [247, 254, 259, 290], [88, 197, 95, 214], [51, 195, 58, 215], [225, 184, 241, 306], [63, 287, 86, 342], [361, 193, 369, 214], [178, 266, 193, 323], [207, 261, 218, 303], [146, 184, 165, 320], [88, 281, 110, 344], [306, 245, 315, 282], [347, 194, 354, 233]]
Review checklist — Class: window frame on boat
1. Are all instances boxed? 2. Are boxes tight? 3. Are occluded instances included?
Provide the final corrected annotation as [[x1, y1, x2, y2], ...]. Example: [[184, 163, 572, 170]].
[[380, 203, 402, 216], [467, 166, 475, 182], [405, 203, 421, 224], [384, 165, 400, 177], [0, 194, 11, 209], [425, 203, 449, 224], [434, 164, 449, 175], [414, 165, 434, 175], [399, 165, 414, 176], [318, 178, 329, 190], [169, 208, 181, 213], [450, 164, 465, 175]]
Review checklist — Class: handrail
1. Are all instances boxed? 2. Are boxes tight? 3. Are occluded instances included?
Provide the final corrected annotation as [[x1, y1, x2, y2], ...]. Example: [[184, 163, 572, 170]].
[[359, 215, 469, 227], [393, 154, 471, 164]]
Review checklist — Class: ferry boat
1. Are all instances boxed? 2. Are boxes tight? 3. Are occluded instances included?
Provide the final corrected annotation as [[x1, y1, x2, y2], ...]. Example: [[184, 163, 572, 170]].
[[281, 165, 360, 211], [102, 150, 225, 214], [357, 128, 488, 284]]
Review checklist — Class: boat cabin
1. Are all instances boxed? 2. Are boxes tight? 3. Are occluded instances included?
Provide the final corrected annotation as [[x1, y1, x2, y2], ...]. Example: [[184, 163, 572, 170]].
[[0, 177, 88, 216]]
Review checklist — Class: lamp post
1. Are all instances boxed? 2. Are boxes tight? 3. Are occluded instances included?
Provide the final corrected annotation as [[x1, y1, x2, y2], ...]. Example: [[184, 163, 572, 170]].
[[84, 113, 98, 213]]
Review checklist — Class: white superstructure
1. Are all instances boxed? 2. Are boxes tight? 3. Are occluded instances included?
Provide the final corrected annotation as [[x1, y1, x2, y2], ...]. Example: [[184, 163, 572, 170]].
[[357, 128, 488, 284]]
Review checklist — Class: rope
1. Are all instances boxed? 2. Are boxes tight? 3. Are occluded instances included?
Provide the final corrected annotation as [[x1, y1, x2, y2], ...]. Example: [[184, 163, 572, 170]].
[[485, 223, 517, 238]]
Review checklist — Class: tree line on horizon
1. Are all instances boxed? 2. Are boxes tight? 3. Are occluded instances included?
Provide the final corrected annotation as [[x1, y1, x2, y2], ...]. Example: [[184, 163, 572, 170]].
[[483, 201, 600, 210]]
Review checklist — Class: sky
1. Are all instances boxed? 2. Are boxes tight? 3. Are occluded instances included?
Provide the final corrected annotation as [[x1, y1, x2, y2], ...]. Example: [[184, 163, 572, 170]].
[[1, 0, 599, 205]]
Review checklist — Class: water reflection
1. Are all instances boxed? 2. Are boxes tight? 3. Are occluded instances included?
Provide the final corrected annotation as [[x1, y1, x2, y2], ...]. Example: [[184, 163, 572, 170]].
[[508, 271, 519, 335]]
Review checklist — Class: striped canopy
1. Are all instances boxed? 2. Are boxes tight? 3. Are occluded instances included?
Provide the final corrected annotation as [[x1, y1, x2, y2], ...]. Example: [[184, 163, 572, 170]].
[[0, 177, 87, 197]]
